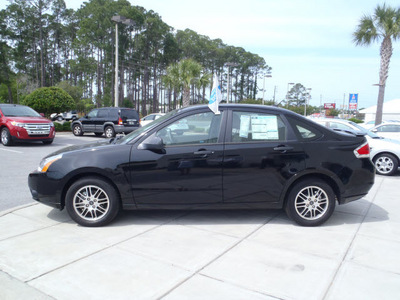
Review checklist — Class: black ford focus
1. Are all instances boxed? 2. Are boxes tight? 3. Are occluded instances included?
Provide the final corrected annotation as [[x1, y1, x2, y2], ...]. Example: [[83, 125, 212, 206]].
[[28, 105, 375, 227]]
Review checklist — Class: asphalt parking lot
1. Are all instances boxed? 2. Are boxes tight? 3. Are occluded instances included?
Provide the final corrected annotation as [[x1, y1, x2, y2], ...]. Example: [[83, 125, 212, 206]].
[[1, 132, 400, 299]]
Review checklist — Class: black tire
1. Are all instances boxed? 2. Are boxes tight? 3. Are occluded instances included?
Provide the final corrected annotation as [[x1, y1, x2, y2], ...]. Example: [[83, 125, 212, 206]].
[[42, 140, 53, 145], [72, 124, 83, 136], [285, 178, 336, 226], [373, 153, 399, 176], [65, 177, 120, 227], [104, 126, 115, 138], [1, 127, 13, 146], [94, 132, 103, 137]]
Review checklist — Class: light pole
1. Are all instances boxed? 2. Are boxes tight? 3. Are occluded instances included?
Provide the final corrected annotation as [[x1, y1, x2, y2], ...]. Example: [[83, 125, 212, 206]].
[[286, 82, 295, 108], [304, 88, 312, 116], [111, 15, 135, 107], [261, 72, 272, 105], [226, 62, 238, 103]]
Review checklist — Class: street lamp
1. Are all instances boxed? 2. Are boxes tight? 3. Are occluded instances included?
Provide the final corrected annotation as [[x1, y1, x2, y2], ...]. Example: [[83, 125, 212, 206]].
[[304, 88, 312, 116], [111, 15, 135, 107], [261, 72, 272, 105], [286, 82, 295, 108], [226, 62, 238, 103]]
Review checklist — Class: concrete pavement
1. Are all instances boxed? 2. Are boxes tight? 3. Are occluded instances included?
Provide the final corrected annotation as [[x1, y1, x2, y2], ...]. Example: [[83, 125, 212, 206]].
[[1, 174, 400, 300]]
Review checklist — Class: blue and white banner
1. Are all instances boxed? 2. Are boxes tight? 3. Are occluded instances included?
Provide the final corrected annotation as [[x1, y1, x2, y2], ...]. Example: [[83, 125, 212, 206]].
[[209, 75, 222, 114]]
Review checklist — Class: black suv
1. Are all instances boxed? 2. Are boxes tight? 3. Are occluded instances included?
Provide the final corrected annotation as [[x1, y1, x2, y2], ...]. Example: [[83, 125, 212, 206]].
[[71, 107, 140, 138]]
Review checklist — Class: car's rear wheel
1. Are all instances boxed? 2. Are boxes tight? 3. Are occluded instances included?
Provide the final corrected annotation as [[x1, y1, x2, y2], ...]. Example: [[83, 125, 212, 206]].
[[1, 128, 13, 146], [72, 124, 83, 136], [104, 126, 115, 138], [374, 153, 398, 176], [66, 177, 120, 227], [285, 178, 336, 226]]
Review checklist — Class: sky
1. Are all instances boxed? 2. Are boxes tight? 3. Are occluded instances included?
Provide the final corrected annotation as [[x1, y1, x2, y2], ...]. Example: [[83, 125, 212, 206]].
[[2, 0, 400, 109]]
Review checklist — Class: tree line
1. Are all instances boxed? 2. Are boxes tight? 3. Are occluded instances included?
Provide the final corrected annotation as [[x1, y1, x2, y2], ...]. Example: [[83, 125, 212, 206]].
[[0, 0, 271, 116]]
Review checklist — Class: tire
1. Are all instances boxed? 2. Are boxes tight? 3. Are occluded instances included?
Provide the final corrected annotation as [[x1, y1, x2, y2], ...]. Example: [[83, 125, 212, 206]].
[[285, 178, 336, 226], [94, 132, 103, 137], [374, 153, 399, 176], [65, 177, 120, 227], [104, 126, 115, 138], [1, 128, 13, 146], [43, 140, 53, 145], [72, 124, 83, 136]]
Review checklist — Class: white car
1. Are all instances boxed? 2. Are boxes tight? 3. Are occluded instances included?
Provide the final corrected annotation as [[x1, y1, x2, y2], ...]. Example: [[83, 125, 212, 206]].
[[140, 113, 165, 126], [312, 118, 400, 176], [370, 122, 400, 141]]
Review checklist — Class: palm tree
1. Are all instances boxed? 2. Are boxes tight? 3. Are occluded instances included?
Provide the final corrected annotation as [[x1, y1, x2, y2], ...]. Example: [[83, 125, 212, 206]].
[[164, 59, 204, 107], [353, 4, 400, 125]]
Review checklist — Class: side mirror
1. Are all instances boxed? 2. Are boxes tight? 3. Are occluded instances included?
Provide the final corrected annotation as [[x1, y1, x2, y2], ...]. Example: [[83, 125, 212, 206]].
[[40, 113, 45, 117], [138, 135, 165, 153]]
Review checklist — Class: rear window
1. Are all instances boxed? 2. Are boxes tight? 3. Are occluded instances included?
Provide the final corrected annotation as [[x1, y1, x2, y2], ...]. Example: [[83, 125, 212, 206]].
[[287, 116, 323, 140], [121, 109, 139, 120]]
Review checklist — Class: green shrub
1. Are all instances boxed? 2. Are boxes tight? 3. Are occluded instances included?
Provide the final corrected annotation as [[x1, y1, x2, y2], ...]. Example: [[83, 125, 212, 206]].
[[22, 87, 75, 117], [348, 117, 363, 124], [54, 121, 72, 132]]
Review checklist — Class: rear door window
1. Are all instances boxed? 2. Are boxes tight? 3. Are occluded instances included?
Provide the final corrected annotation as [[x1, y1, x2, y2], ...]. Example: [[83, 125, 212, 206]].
[[230, 111, 286, 142]]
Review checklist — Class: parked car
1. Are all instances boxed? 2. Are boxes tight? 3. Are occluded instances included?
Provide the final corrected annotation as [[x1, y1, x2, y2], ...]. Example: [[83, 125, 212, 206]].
[[311, 118, 400, 175], [0, 104, 55, 146], [51, 110, 78, 122], [370, 122, 400, 141], [28, 104, 375, 227], [71, 107, 140, 138], [140, 113, 165, 126], [359, 119, 400, 130]]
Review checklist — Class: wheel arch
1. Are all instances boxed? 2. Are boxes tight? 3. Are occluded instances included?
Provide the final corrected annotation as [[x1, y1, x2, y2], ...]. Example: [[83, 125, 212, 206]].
[[60, 172, 122, 210], [282, 173, 341, 208], [371, 151, 400, 163]]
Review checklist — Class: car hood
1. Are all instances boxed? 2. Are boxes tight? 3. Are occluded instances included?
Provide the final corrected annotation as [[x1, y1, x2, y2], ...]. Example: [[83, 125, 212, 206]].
[[6, 116, 51, 123], [45, 140, 113, 158]]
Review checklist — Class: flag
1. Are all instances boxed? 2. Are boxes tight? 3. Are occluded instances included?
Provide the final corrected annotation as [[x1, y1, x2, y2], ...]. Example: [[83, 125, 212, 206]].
[[208, 75, 222, 114]]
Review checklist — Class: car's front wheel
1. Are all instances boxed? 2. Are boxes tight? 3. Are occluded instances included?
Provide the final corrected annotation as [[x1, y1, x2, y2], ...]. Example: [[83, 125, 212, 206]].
[[65, 177, 120, 227], [1, 128, 13, 146], [374, 153, 399, 176], [285, 178, 336, 226], [72, 124, 83, 136]]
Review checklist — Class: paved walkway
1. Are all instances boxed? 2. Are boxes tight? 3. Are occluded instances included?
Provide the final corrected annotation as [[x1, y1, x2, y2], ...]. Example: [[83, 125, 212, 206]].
[[1, 175, 399, 300]]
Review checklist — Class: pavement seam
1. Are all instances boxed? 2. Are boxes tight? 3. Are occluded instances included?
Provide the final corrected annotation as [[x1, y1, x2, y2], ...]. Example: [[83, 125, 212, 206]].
[[321, 176, 385, 300], [25, 210, 194, 283], [156, 211, 282, 300]]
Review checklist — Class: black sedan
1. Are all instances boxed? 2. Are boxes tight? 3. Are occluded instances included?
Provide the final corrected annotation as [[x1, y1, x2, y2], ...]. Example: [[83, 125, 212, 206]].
[[28, 105, 375, 227]]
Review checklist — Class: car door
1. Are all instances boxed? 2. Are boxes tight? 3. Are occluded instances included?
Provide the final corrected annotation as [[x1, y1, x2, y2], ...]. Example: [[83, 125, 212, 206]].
[[81, 109, 98, 132], [95, 109, 110, 132], [130, 109, 225, 206], [373, 124, 400, 140], [222, 108, 306, 204]]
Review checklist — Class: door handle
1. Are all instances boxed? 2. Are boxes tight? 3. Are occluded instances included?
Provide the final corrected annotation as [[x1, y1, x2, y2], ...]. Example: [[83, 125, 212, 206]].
[[273, 145, 293, 152], [193, 150, 214, 157]]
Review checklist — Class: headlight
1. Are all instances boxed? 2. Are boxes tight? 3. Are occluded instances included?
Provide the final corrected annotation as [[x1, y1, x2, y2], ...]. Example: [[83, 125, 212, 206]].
[[10, 121, 26, 128], [38, 154, 63, 172]]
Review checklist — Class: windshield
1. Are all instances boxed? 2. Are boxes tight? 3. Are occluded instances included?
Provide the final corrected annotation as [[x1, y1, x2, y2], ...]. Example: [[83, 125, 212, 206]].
[[350, 121, 381, 138], [1, 105, 41, 117], [116, 110, 178, 144]]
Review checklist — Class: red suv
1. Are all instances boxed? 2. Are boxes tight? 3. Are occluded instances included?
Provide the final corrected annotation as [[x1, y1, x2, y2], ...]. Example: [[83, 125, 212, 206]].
[[0, 104, 55, 146]]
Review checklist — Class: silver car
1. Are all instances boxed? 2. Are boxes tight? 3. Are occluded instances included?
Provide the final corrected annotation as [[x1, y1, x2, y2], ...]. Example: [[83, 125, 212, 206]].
[[311, 118, 400, 176]]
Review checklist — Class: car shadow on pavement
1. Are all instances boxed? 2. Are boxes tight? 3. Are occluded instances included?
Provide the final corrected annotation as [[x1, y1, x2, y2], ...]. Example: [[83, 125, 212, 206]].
[[45, 203, 389, 228]]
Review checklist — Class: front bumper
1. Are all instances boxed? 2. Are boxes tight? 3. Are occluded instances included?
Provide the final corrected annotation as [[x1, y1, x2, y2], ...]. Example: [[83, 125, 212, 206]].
[[28, 171, 63, 210]]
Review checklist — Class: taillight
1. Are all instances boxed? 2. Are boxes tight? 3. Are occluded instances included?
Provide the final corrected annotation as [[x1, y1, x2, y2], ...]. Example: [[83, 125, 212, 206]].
[[354, 142, 370, 158], [118, 117, 123, 125]]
